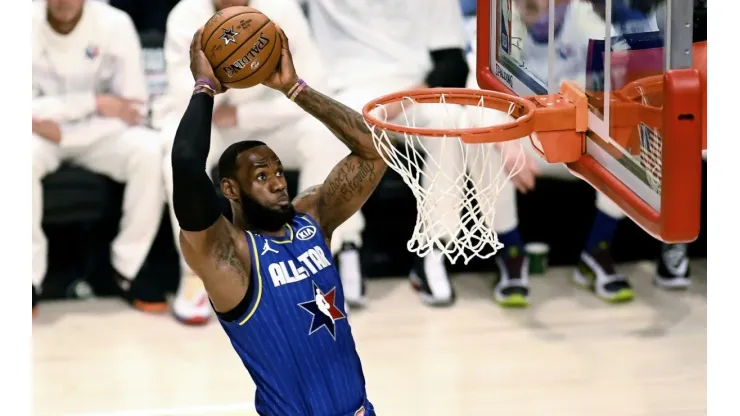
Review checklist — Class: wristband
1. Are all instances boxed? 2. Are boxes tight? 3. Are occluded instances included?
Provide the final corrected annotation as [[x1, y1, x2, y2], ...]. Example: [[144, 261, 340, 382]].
[[194, 77, 216, 95], [287, 79, 307, 101], [196, 77, 216, 90], [193, 85, 215, 97]]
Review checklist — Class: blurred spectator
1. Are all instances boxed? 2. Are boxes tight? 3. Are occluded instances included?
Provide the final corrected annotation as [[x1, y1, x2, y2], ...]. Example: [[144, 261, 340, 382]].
[[32, 0, 165, 316], [579, 0, 694, 290], [305, 0, 469, 307], [460, 0, 477, 16], [459, 0, 691, 309], [153, 0, 344, 325], [108, 0, 180, 34], [462, 0, 634, 306]]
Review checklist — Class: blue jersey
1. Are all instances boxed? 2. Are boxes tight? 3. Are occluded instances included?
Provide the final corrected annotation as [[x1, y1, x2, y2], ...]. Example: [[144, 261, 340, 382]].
[[217, 213, 374, 416]]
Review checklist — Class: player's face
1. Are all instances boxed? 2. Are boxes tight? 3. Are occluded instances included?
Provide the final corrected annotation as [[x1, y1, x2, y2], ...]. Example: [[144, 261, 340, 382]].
[[232, 146, 295, 231], [47, 0, 85, 24], [213, 0, 250, 11]]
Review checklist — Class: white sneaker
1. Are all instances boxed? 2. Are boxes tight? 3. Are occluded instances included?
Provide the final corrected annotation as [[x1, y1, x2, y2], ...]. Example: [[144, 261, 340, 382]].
[[409, 250, 455, 306], [336, 243, 366, 307], [173, 273, 212, 325]]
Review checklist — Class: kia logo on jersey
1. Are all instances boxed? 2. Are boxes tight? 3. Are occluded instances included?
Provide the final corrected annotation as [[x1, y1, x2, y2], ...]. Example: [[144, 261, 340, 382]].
[[296, 225, 317, 241]]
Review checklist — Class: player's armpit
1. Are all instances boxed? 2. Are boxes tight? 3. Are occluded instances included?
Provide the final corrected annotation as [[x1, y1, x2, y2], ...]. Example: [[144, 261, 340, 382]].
[[179, 218, 252, 314], [315, 155, 386, 237], [292, 185, 322, 219]]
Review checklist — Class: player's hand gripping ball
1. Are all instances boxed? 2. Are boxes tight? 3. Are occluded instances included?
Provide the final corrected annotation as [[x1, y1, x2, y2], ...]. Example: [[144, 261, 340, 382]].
[[189, 27, 224, 93], [201, 6, 282, 89]]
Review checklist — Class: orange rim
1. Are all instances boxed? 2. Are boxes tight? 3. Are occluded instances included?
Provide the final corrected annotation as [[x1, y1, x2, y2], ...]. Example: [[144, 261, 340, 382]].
[[363, 85, 588, 161], [362, 87, 538, 143]]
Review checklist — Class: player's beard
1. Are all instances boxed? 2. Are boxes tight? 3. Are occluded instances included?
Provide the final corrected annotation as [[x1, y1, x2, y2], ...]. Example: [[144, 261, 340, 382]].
[[240, 189, 296, 232]]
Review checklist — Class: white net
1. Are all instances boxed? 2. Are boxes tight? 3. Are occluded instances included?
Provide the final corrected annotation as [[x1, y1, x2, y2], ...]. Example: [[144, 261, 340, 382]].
[[365, 94, 527, 265]]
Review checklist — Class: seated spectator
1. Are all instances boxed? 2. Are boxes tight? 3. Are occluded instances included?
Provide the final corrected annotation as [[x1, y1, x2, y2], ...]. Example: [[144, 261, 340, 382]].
[[32, 0, 164, 316], [304, 0, 470, 307], [456, 0, 691, 309], [152, 0, 353, 325], [107, 0, 180, 34]]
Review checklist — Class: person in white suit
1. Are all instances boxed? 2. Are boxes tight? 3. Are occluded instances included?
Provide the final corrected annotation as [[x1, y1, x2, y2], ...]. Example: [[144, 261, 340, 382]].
[[304, 0, 471, 308], [32, 0, 165, 315], [153, 0, 354, 325]]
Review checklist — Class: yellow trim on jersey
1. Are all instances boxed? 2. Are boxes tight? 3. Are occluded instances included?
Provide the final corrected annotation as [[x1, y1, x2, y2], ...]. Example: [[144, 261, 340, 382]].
[[272, 224, 294, 244], [239, 231, 263, 325]]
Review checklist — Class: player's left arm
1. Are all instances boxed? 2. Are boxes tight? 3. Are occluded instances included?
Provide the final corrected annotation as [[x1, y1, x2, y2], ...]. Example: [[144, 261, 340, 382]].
[[262, 27, 388, 239], [292, 86, 388, 237]]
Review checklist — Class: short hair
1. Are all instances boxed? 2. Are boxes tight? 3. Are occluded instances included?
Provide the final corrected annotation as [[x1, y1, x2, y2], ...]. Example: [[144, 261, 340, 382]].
[[218, 140, 267, 181]]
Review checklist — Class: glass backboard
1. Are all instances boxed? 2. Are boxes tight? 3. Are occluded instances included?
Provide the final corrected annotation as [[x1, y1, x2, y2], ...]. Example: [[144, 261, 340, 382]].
[[476, 0, 704, 243]]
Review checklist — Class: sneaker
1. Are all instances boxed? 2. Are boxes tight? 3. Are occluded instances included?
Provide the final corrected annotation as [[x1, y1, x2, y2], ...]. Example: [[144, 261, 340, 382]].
[[173, 273, 212, 325], [654, 243, 691, 289], [573, 243, 634, 303], [335, 243, 366, 308], [493, 251, 530, 307], [115, 270, 168, 314], [409, 250, 455, 306]]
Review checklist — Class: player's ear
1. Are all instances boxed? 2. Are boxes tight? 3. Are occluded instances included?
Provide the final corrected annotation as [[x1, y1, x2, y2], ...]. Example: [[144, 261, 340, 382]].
[[220, 178, 240, 201]]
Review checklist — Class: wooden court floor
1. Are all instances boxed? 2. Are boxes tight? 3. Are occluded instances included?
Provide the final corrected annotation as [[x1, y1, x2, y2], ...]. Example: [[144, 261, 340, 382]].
[[33, 260, 707, 416]]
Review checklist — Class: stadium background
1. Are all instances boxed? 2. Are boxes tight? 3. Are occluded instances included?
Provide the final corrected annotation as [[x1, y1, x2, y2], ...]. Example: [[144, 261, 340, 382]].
[[38, 0, 707, 303]]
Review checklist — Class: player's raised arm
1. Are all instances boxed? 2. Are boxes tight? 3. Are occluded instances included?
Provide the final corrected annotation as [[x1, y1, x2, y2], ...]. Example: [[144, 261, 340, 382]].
[[262, 26, 388, 239], [171, 28, 251, 313]]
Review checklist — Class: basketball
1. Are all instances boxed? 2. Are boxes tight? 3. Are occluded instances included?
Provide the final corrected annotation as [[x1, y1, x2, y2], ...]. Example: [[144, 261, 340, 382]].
[[201, 6, 281, 89]]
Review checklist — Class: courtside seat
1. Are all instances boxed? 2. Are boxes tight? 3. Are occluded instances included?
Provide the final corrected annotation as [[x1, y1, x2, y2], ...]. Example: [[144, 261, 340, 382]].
[[42, 164, 123, 225]]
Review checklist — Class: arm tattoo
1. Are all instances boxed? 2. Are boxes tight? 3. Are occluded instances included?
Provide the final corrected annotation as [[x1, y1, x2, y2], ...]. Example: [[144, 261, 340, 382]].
[[293, 87, 380, 160], [318, 159, 377, 208], [292, 86, 393, 234], [212, 236, 247, 281]]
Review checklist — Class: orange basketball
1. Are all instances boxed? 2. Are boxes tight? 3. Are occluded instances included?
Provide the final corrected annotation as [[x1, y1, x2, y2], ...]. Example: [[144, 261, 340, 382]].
[[201, 6, 281, 89]]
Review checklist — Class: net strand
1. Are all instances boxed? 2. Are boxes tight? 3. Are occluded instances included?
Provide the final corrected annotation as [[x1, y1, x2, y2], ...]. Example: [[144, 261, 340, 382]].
[[366, 94, 527, 265]]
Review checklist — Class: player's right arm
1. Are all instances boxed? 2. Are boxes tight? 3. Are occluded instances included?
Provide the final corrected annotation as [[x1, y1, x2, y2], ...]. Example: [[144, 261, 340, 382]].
[[161, 4, 229, 114], [171, 28, 251, 314]]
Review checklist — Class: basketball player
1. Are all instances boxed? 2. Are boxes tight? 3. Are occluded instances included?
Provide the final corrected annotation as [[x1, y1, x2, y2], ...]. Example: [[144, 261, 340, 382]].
[[32, 0, 165, 315], [304, 0, 470, 307], [171, 26, 384, 414], [154, 0, 366, 324]]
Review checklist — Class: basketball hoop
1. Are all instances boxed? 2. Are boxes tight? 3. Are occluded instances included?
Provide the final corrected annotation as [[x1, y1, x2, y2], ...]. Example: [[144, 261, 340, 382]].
[[362, 84, 587, 264]]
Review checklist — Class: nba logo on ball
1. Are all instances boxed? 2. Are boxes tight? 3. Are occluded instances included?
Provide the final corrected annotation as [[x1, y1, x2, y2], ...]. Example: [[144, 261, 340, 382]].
[[296, 225, 317, 241]]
